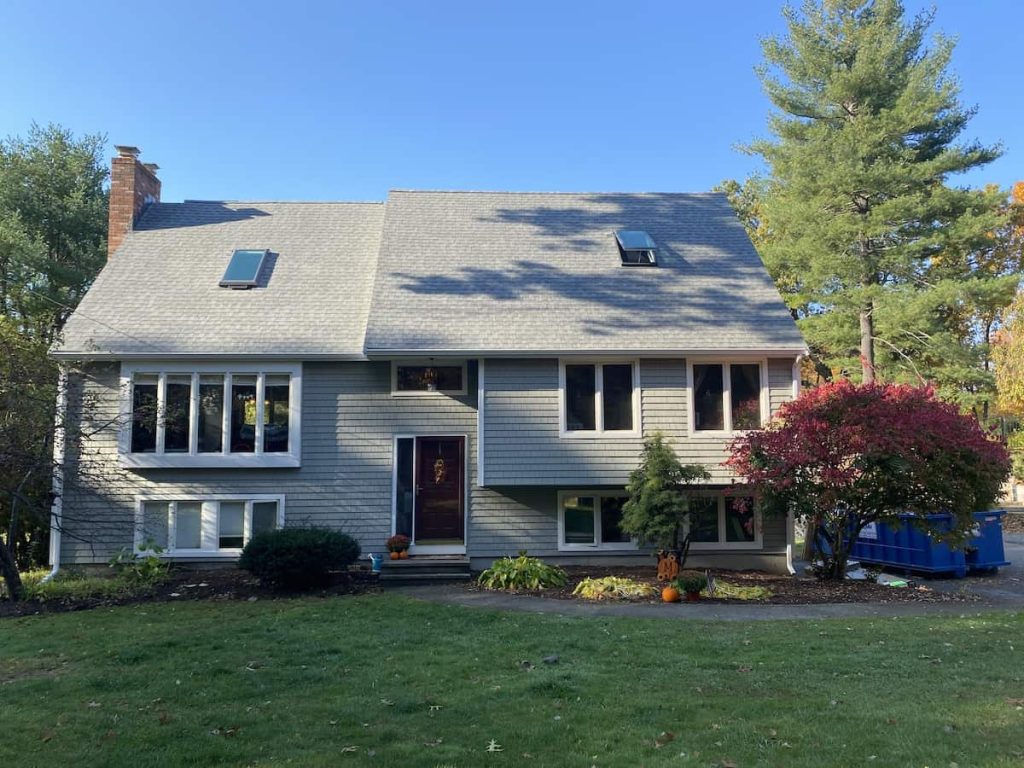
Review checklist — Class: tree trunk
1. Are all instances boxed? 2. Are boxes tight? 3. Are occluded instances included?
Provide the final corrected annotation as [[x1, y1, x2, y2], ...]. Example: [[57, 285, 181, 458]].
[[0, 539, 25, 601], [860, 300, 875, 383]]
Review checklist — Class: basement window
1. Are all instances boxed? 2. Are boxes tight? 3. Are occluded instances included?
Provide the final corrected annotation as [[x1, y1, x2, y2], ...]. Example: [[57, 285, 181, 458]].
[[614, 230, 657, 266], [220, 249, 268, 288]]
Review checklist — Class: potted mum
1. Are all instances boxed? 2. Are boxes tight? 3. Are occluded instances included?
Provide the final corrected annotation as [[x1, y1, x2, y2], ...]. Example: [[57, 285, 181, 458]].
[[386, 534, 411, 559], [676, 570, 708, 602]]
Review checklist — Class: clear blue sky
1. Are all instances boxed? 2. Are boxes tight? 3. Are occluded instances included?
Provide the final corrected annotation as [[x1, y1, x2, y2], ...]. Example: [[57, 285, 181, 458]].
[[1, 1, 1019, 202]]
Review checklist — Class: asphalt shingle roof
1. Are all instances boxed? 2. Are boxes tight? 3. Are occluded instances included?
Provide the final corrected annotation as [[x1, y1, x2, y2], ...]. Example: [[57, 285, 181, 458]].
[[56, 191, 805, 358], [56, 201, 384, 357], [364, 191, 805, 354]]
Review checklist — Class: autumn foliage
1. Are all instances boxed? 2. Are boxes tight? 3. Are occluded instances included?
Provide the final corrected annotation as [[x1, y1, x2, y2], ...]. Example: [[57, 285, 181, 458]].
[[727, 381, 1010, 579]]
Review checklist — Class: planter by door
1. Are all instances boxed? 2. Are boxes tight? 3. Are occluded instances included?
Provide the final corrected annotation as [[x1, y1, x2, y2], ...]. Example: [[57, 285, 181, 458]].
[[415, 437, 464, 542]]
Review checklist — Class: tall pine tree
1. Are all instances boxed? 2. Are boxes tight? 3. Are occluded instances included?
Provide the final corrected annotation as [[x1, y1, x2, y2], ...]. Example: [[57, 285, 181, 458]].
[[748, 0, 1005, 387]]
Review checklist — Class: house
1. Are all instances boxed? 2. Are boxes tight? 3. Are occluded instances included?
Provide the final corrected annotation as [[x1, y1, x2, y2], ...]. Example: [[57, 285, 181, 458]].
[[50, 146, 807, 574]]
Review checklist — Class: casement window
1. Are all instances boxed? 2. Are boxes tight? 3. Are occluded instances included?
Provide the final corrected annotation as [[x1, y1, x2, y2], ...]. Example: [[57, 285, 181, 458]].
[[391, 361, 467, 395], [686, 494, 761, 549], [121, 363, 301, 468], [557, 492, 637, 551], [559, 360, 640, 436], [688, 360, 767, 433], [136, 495, 284, 557]]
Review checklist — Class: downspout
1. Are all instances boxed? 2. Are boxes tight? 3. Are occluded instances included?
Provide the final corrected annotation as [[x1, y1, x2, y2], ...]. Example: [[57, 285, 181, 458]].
[[784, 353, 805, 575], [41, 364, 68, 583]]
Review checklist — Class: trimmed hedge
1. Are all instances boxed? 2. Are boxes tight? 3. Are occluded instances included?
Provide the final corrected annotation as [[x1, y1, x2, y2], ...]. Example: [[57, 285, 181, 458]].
[[239, 527, 361, 590]]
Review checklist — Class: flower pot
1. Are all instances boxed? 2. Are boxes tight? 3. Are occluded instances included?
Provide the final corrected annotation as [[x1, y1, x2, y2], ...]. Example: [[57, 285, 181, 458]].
[[399, 550, 409, 559], [685, 591, 701, 602], [389, 551, 400, 560], [661, 586, 681, 603]]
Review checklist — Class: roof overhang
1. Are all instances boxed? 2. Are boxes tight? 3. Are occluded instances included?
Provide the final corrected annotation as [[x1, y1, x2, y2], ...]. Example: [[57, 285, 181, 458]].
[[49, 351, 370, 362], [365, 347, 810, 359]]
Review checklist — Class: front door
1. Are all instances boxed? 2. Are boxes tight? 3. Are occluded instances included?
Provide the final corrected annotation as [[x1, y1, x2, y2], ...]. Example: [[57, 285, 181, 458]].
[[414, 436, 465, 544]]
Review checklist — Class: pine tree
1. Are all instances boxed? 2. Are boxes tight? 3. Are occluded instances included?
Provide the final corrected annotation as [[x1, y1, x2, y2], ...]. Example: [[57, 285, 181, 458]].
[[749, 0, 1005, 386]]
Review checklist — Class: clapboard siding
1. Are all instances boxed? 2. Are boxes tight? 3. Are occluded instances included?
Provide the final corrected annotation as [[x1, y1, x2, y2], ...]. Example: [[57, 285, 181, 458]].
[[482, 357, 797, 485], [61, 361, 478, 563]]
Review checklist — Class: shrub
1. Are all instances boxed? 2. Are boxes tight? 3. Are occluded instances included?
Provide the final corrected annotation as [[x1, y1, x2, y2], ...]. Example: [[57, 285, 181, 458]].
[[675, 570, 708, 594], [108, 538, 169, 588], [477, 552, 566, 591], [239, 527, 360, 590], [572, 576, 656, 601]]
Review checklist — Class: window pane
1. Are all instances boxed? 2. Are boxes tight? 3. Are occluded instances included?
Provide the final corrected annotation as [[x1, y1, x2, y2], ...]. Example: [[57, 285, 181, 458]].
[[725, 497, 756, 542], [396, 365, 463, 392], [140, 501, 170, 550], [693, 364, 724, 431], [164, 375, 191, 453], [395, 438, 414, 538], [565, 365, 596, 431], [263, 375, 290, 453], [175, 502, 202, 549], [252, 501, 279, 536], [730, 364, 762, 430], [230, 376, 257, 453], [599, 496, 631, 544], [689, 497, 720, 543], [602, 364, 634, 431], [563, 496, 596, 544], [219, 502, 245, 549], [197, 375, 224, 453], [131, 375, 158, 453]]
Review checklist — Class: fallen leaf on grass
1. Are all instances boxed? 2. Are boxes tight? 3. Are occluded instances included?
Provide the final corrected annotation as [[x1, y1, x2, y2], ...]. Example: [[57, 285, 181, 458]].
[[654, 731, 675, 748], [158, 712, 172, 726], [340, 746, 359, 754], [210, 725, 241, 737], [486, 739, 503, 753], [1005, 698, 1024, 708], [40, 729, 55, 743], [737, 665, 752, 673], [86, 701, 102, 708], [379, 698, 394, 706], [101, 730, 117, 743], [424, 738, 443, 747]]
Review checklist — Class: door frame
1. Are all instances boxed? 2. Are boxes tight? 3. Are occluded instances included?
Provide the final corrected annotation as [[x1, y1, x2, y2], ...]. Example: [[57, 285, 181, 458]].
[[391, 433, 469, 555]]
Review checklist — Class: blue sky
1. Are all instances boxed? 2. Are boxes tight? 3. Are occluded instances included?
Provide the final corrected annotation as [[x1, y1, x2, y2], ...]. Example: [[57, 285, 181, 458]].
[[1, 1, 1019, 202]]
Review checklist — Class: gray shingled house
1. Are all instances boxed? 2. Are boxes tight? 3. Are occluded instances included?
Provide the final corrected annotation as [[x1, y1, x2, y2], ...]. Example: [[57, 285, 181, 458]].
[[49, 147, 807, 576]]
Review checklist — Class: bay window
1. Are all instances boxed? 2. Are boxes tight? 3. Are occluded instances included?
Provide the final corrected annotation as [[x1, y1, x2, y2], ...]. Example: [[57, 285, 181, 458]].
[[558, 492, 637, 550], [560, 360, 639, 436], [122, 364, 301, 468], [137, 496, 284, 556], [690, 360, 766, 433]]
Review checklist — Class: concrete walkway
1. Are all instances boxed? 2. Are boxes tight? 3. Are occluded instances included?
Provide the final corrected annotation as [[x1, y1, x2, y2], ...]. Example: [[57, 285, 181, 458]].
[[393, 535, 1024, 622]]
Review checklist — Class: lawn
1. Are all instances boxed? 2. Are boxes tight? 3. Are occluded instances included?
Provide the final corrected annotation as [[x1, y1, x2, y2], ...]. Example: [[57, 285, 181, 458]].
[[1, 596, 1022, 767]]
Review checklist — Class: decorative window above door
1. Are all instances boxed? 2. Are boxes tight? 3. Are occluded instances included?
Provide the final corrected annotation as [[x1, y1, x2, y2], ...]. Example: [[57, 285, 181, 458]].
[[391, 360, 467, 395]]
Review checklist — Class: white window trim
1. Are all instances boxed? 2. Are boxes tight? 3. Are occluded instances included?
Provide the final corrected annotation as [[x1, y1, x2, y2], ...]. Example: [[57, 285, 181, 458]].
[[134, 494, 286, 559], [558, 359, 641, 438], [686, 493, 763, 551], [686, 357, 769, 437], [391, 433, 469, 556], [557, 490, 639, 552], [390, 359, 468, 396], [119, 362, 302, 469]]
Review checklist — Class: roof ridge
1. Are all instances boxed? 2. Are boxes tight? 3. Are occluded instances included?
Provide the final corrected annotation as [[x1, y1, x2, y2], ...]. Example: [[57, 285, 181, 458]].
[[179, 199, 385, 205], [387, 189, 724, 196]]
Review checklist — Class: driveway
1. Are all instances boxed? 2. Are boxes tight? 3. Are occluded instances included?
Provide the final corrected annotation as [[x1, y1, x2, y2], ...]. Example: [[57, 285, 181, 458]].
[[924, 533, 1024, 604]]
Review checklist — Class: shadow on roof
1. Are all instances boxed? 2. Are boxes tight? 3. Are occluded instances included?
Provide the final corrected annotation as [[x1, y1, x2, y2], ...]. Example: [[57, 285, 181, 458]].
[[136, 202, 272, 230]]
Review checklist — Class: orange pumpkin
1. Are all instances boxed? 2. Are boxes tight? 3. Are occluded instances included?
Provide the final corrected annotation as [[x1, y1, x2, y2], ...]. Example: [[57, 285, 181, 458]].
[[390, 551, 400, 560], [661, 585, 681, 603], [399, 550, 409, 559]]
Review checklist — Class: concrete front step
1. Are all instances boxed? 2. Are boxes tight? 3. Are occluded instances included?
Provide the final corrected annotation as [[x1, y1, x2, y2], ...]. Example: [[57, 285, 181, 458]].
[[379, 556, 472, 586]]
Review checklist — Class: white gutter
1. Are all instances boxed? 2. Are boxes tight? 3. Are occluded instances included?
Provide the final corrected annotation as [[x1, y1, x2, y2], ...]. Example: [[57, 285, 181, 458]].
[[41, 364, 68, 583], [365, 347, 810, 360]]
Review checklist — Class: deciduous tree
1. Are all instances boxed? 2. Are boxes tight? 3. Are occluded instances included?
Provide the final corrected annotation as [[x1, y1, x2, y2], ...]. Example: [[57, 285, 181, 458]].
[[727, 380, 1010, 580]]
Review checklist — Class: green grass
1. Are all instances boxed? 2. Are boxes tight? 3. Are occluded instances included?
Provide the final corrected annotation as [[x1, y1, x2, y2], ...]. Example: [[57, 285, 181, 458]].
[[1, 597, 1022, 767]]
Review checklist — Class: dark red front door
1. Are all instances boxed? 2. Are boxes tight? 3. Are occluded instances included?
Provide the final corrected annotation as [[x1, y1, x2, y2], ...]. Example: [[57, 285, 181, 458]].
[[414, 437, 465, 543]]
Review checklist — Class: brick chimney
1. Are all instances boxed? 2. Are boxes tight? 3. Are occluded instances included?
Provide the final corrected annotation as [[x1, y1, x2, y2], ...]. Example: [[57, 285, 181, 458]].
[[108, 145, 161, 259]]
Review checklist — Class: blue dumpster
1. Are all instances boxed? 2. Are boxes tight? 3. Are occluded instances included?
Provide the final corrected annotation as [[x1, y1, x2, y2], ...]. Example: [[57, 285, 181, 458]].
[[851, 510, 1010, 578]]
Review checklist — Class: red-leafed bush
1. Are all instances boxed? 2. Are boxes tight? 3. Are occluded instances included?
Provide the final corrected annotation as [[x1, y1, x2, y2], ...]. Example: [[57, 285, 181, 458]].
[[727, 381, 1011, 579]]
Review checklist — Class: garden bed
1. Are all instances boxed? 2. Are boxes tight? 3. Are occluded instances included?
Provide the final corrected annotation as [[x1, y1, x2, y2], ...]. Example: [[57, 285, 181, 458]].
[[468, 565, 980, 605], [0, 566, 379, 619]]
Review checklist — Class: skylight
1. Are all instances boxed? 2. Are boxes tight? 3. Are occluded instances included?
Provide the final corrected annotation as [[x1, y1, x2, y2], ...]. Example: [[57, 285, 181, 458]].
[[220, 249, 268, 288], [614, 230, 657, 267]]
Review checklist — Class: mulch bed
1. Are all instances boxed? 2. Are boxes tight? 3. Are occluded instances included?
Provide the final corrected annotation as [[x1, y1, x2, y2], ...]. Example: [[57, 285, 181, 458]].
[[466, 566, 981, 605], [0, 567, 380, 619]]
